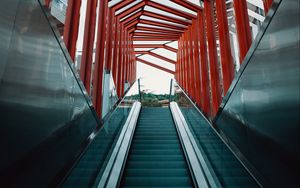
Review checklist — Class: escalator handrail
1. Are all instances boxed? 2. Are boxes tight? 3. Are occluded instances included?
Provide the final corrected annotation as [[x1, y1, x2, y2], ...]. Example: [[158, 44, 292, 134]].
[[170, 79, 263, 187], [170, 102, 217, 188], [97, 101, 141, 188]]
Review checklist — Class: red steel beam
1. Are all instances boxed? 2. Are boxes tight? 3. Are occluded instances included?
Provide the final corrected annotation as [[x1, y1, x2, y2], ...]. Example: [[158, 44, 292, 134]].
[[191, 18, 201, 106], [187, 26, 196, 99], [163, 44, 178, 53], [183, 33, 189, 93], [139, 19, 187, 31], [133, 44, 164, 48], [215, 0, 235, 95], [148, 51, 176, 64], [135, 51, 150, 54], [80, 0, 97, 94], [198, 10, 211, 117], [147, 1, 196, 20], [110, 0, 135, 12], [233, 0, 252, 63], [170, 0, 203, 12], [112, 18, 120, 87], [136, 26, 184, 34], [93, 0, 108, 116], [136, 58, 175, 75], [204, 0, 222, 116], [117, 24, 124, 96], [133, 37, 178, 41], [63, 0, 81, 61], [116, 1, 146, 19], [105, 9, 114, 71], [133, 32, 180, 38], [121, 11, 143, 25], [143, 10, 191, 26], [263, 0, 273, 14]]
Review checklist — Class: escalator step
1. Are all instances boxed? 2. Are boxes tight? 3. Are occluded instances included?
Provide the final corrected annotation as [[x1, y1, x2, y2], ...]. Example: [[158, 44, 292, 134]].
[[120, 108, 193, 187]]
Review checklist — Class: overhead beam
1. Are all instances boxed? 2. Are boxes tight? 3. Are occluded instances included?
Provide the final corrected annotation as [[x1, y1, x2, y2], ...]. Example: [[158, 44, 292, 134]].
[[139, 19, 187, 31], [133, 32, 180, 38], [136, 58, 175, 74], [136, 26, 183, 34], [163, 44, 178, 53], [170, 0, 203, 12], [133, 37, 177, 41], [148, 51, 176, 64], [116, 1, 146, 19], [143, 10, 191, 26], [147, 1, 197, 20]]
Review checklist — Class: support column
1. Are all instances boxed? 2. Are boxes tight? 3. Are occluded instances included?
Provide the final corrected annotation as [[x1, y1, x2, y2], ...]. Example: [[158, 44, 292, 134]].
[[63, 0, 81, 61], [233, 0, 252, 62], [263, 0, 273, 14], [112, 19, 120, 87], [215, 0, 235, 95], [204, 0, 222, 116], [187, 26, 196, 100], [80, 0, 97, 94], [192, 18, 201, 107], [105, 9, 114, 71], [92, 0, 108, 116]]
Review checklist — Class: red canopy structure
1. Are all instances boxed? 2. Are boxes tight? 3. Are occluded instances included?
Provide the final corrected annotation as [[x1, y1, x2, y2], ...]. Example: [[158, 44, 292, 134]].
[[59, 0, 273, 118]]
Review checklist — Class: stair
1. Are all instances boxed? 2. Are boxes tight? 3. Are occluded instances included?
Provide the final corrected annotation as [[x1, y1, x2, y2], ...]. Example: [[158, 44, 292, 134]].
[[120, 107, 193, 188]]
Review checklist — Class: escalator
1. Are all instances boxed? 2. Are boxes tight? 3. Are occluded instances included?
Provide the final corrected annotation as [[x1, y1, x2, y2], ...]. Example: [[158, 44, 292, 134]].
[[120, 107, 193, 187]]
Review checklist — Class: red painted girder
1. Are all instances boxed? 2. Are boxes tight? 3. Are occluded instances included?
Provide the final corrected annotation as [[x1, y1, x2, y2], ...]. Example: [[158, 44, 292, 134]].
[[163, 44, 178, 53], [63, 0, 81, 61], [105, 9, 114, 71], [135, 26, 184, 34], [191, 18, 201, 106], [139, 19, 187, 31], [233, 0, 252, 63], [116, 1, 146, 19], [263, 0, 273, 14], [135, 51, 150, 55], [147, 1, 196, 20], [121, 11, 143, 25], [148, 51, 176, 64], [197, 11, 211, 117], [204, 0, 222, 116], [133, 32, 180, 38], [125, 20, 139, 29], [80, 0, 97, 94], [170, 0, 202, 12], [133, 44, 164, 48], [215, 0, 235, 95], [112, 18, 119, 87], [136, 58, 175, 75], [110, 0, 135, 11], [93, 0, 108, 116], [187, 25, 196, 101], [143, 10, 191, 26], [133, 37, 178, 41]]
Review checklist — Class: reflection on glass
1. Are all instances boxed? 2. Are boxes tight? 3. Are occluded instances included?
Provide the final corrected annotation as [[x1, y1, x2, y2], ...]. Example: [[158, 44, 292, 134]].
[[170, 80, 259, 188], [62, 81, 140, 187]]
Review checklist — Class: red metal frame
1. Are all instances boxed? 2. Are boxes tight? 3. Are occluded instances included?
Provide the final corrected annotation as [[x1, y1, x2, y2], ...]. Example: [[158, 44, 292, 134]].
[[233, 0, 252, 63], [63, 0, 81, 61], [80, 0, 97, 94], [263, 0, 273, 14], [204, 0, 222, 116], [215, 0, 235, 95], [92, 0, 108, 116], [63, 0, 261, 119], [136, 58, 175, 75]]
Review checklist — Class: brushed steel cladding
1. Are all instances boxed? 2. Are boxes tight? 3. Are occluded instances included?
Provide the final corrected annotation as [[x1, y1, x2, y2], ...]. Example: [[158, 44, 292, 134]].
[[215, 0, 300, 187], [0, 0, 98, 186]]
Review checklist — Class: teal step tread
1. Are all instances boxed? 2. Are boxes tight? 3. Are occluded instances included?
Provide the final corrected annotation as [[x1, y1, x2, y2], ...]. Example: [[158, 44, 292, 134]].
[[121, 108, 193, 187]]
